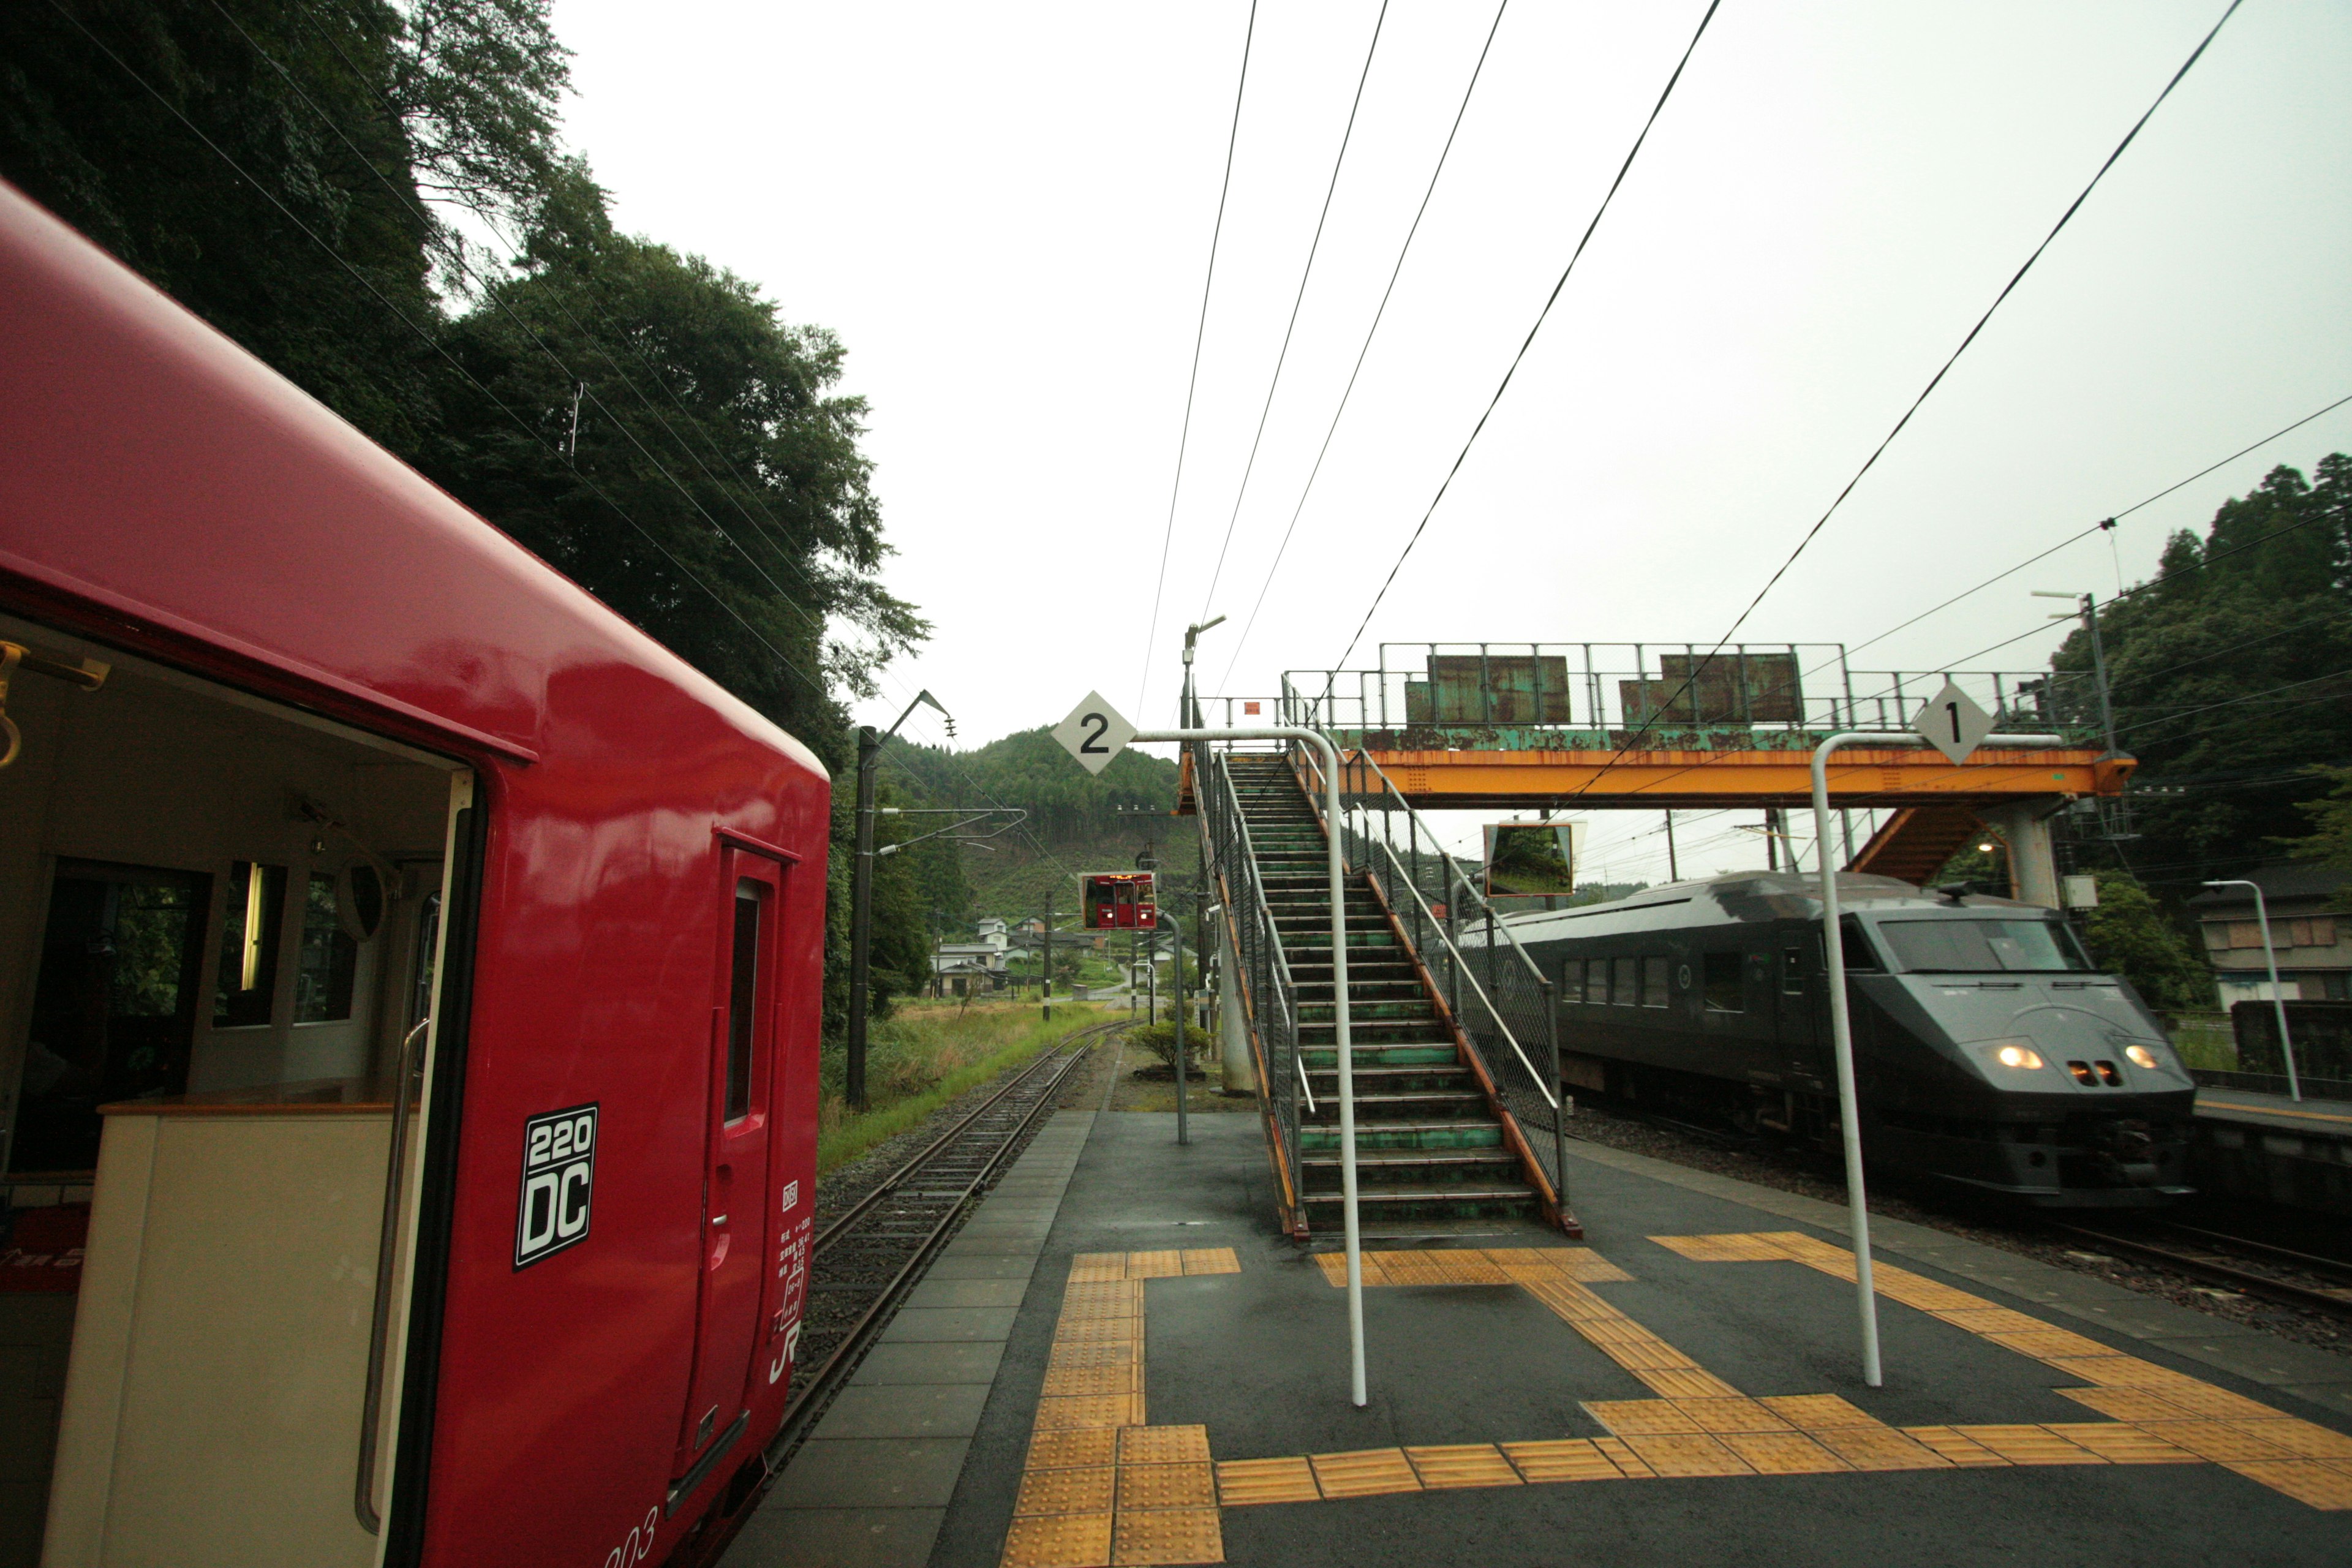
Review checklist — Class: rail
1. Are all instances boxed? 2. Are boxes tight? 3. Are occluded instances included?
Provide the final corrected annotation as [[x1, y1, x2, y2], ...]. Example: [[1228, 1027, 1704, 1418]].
[[1311, 744, 1572, 1203]]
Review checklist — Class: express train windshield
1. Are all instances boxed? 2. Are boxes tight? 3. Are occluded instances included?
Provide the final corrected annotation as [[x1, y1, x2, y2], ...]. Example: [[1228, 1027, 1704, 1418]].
[[1877, 918, 2092, 974]]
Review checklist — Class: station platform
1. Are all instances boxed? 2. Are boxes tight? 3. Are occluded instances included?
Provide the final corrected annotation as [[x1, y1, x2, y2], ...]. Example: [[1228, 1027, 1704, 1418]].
[[725, 1110, 2352, 1568], [2192, 1087, 2352, 1216]]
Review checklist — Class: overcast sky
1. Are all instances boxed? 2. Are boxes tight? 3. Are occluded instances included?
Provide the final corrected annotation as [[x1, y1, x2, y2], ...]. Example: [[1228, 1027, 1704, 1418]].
[[553, 0, 2351, 883]]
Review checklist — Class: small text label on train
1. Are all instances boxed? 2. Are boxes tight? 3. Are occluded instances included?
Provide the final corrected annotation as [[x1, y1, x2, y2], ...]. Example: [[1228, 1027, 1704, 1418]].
[[515, 1102, 598, 1268]]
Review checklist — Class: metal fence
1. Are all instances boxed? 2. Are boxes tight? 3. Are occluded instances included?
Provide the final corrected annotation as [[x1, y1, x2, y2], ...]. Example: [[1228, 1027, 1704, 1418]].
[[1253, 644, 2098, 747]]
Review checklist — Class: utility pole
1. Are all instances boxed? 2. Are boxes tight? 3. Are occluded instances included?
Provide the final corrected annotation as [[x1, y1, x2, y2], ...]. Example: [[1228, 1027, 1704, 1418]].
[[1041, 882, 1054, 1022], [1165, 906, 1187, 1145], [848, 689, 949, 1112], [2034, 591, 2121, 758], [1665, 809, 1679, 881], [1763, 806, 1782, 872]]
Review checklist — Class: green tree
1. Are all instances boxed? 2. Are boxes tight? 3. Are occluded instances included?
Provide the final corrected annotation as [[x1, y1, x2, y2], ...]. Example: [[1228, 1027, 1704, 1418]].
[[2285, 764, 2352, 911], [2078, 873, 2215, 1014]]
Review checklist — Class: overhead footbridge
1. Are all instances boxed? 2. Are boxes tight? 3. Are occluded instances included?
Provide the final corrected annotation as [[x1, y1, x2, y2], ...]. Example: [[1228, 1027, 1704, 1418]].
[[1181, 643, 2128, 905]]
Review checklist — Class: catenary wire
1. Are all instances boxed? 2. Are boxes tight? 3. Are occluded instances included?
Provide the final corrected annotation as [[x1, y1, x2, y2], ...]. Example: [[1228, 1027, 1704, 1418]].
[[1329, 0, 1723, 673], [1138, 0, 1259, 719], [1564, 0, 2245, 794], [1195, 1, 1392, 623], [1216, 0, 1510, 690]]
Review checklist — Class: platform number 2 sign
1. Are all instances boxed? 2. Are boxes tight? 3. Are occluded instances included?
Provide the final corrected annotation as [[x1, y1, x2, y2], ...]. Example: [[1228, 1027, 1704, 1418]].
[[1053, 692, 1137, 777], [514, 1102, 597, 1268]]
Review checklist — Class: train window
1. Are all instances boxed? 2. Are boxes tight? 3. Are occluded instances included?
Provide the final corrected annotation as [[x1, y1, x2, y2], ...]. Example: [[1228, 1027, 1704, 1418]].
[[1879, 919, 2090, 974], [213, 860, 286, 1027], [292, 873, 359, 1023], [1642, 956, 1669, 1008], [1585, 958, 1608, 1005], [1703, 951, 1744, 1012], [725, 880, 764, 1121], [1611, 956, 1637, 1006], [1781, 944, 1806, 995], [1839, 918, 1882, 972]]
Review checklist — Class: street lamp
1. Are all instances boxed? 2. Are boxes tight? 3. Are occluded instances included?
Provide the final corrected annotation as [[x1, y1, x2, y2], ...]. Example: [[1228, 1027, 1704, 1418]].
[[849, 688, 949, 1110], [2203, 879, 2301, 1102]]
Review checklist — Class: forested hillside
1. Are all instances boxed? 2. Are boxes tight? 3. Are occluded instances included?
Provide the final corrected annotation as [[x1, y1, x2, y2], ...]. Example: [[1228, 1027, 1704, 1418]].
[[0, 0, 935, 1029]]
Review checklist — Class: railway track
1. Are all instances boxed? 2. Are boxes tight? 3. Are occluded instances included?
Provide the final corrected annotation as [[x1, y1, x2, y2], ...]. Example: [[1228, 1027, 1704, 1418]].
[[2051, 1218, 2352, 1322], [674, 1019, 1119, 1563]]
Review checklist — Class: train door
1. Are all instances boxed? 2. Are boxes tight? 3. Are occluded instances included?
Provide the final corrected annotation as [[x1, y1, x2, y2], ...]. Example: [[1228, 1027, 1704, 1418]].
[[1773, 925, 1827, 1087], [673, 848, 784, 1493]]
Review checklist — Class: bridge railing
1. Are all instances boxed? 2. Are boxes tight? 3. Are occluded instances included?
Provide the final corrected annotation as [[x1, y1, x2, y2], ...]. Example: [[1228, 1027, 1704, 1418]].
[[1289, 736, 1571, 1213], [1195, 742, 1309, 1227], [1268, 647, 2097, 744]]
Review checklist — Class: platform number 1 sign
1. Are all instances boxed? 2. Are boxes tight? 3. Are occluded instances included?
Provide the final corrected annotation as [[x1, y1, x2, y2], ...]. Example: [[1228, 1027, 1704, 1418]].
[[515, 1102, 597, 1268], [1053, 692, 1136, 777], [1912, 679, 1996, 766]]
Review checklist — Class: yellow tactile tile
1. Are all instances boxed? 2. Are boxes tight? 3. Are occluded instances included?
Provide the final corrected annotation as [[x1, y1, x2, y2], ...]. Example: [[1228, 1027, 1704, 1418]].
[[2054, 1385, 2204, 1423], [1947, 1425, 2103, 1465], [2041, 1355, 2201, 1389], [1308, 1448, 1422, 1499], [1719, 1430, 1852, 1474], [1403, 1444, 1523, 1489], [1036, 1395, 1142, 1431], [1637, 1368, 1746, 1401], [1934, 1306, 2053, 1336], [1109, 1506, 1224, 1566], [1808, 1426, 1952, 1471], [1215, 1457, 1320, 1506], [1043, 1366, 1136, 1398], [1000, 1510, 1114, 1568], [1591, 1437, 1656, 1477], [1501, 1439, 1626, 1482], [1055, 1319, 1144, 1344], [2044, 1423, 2199, 1464], [1760, 1393, 1883, 1429], [1069, 1255, 1129, 1282], [1982, 1328, 2118, 1361], [2222, 1460, 2352, 1510], [1179, 1247, 1240, 1275], [1648, 1233, 1792, 1262], [1049, 1341, 1142, 1371], [1585, 1400, 1703, 1435], [1120, 1426, 1212, 1466], [1904, 1427, 2011, 1467], [2239, 1420, 2352, 1460], [1553, 1254, 1634, 1283], [1016, 1466, 1117, 1517], [1584, 1336, 1698, 1373], [2136, 1385, 2292, 1422], [1673, 1397, 1795, 1434], [1030, 1430, 1120, 1470], [1623, 1433, 1754, 1477], [1118, 1463, 1216, 1512], [2136, 1420, 2307, 1463], [1126, 1251, 1185, 1279]]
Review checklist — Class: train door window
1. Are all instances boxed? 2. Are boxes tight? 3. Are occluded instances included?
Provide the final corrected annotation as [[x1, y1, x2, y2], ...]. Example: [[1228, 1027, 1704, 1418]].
[[726, 879, 766, 1121], [13, 861, 209, 1172], [1585, 958, 1608, 1005], [292, 872, 360, 1022], [1781, 944, 1806, 995], [212, 859, 286, 1027], [1611, 956, 1637, 1006], [1703, 951, 1744, 1012], [1642, 956, 1670, 1008]]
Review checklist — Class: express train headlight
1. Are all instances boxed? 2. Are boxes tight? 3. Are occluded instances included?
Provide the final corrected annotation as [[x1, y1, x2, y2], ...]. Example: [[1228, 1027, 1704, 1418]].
[[2124, 1044, 2159, 1070], [1995, 1044, 2045, 1070]]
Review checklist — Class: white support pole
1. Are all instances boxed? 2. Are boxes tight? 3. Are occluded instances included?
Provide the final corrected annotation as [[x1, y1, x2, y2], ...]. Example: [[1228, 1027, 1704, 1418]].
[[2205, 879, 2300, 1102], [1136, 725, 1365, 1407], [1811, 729, 2070, 1389]]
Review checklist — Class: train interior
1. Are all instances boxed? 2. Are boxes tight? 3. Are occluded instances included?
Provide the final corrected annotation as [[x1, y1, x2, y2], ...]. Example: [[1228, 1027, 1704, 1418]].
[[0, 611, 461, 1566]]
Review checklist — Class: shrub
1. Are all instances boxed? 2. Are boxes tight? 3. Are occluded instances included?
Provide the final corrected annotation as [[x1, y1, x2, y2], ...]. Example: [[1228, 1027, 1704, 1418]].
[[1127, 1021, 1206, 1074]]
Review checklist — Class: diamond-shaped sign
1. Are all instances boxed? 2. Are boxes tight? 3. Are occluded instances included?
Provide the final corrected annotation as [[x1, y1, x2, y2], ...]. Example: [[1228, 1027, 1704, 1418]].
[[1912, 679, 1995, 766], [1052, 692, 1136, 776]]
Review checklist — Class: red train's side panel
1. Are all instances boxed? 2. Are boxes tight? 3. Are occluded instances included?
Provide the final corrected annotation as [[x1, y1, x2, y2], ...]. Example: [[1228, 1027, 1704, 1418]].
[[0, 179, 824, 1565]]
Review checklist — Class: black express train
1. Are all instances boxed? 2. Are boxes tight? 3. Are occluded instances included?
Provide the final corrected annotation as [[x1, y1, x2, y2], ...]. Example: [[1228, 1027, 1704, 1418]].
[[1491, 872, 2196, 1207]]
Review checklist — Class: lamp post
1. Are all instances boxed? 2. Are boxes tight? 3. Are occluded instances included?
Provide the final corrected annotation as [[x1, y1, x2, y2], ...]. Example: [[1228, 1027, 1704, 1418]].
[[2203, 880, 2300, 1102], [849, 688, 949, 1111]]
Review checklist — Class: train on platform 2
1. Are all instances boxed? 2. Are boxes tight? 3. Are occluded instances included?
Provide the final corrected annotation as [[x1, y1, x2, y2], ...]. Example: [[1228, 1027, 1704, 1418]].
[[1497, 871, 2198, 1207], [0, 181, 823, 1565]]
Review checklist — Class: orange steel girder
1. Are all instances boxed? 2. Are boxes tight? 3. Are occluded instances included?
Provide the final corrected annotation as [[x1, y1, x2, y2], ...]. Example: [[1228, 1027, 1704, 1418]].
[[1346, 745, 2132, 812]]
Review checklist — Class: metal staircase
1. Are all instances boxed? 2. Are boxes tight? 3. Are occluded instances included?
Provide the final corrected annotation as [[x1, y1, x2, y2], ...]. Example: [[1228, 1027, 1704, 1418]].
[[1205, 750, 1572, 1238]]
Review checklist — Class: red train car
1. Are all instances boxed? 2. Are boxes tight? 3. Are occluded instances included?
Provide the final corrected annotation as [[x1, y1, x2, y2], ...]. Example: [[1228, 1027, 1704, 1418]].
[[1082, 872, 1156, 931], [0, 181, 824, 1565]]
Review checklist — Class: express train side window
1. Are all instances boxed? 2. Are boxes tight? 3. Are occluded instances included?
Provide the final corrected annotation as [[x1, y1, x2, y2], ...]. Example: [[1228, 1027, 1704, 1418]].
[[1585, 958, 1608, 1005], [1611, 956, 1637, 1006], [1702, 951, 1744, 1012], [1642, 956, 1669, 1008]]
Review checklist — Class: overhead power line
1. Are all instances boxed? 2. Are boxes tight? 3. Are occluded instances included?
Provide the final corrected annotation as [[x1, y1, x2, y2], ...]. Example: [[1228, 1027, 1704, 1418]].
[[1567, 0, 2245, 796], [1138, 1, 1258, 719], [1218, 0, 1511, 690], [1195, 0, 1392, 624], [1330, 0, 1723, 673]]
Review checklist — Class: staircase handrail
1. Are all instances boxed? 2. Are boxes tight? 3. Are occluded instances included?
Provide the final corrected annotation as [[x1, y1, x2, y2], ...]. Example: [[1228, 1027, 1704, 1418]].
[[1218, 761, 1300, 1006], [1364, 835, 1557, 1112], [1347, 748, 1553, 989]]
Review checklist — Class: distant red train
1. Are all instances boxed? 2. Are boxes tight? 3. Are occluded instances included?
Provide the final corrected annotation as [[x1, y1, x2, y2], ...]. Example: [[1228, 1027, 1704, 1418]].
[[1083, 871, 1156, 930], [0, 180, 824, 1565]]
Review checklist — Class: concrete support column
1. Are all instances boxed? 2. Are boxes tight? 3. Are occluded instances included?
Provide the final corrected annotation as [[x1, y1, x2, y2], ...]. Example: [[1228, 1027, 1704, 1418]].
[[1980, 801, 2062, 909], [1218, 919, 1252, 1095]]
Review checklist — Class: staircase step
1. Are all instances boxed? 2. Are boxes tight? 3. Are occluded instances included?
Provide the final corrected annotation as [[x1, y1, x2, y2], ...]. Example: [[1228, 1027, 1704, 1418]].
[[1301, 1120, 1503, 1151]]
